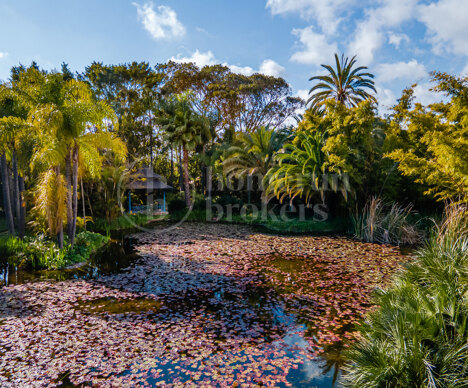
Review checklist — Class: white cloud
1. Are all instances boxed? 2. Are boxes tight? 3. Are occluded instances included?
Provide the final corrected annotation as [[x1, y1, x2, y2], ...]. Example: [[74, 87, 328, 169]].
[[171, 51, 255, 75], [259, 59, 285, 77], [0, 52, 8, 59], [376, 86, 397, 110], [296, 89, 309, 101], [413, 82, 444, 105], [348, 23, 383, 65], [388, 32, 409, 48], [348, 0, 418, 63], [170, 50, 285, 77], [171, 50, 216, 67], [418, 0, 468, 55], [133, 2, 185, 40], [229, 64, 255, 76], [266, 0, 352, 35], [290, 27, 337, 65], [376, 60, 427, 83], [462, 63, 468, 76]]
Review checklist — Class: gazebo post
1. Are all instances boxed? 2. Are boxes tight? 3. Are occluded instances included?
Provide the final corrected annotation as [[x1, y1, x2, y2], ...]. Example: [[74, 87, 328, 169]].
[[128, 191, 132, 213], [163, 191, 166, 212]]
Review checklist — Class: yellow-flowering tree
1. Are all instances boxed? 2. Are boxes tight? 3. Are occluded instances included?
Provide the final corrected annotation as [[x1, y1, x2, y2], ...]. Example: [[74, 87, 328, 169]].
[[386, 73, 468, 204]]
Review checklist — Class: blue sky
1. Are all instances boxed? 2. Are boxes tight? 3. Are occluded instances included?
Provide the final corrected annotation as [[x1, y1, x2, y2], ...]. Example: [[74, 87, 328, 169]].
[[0, 0, 467, 112]]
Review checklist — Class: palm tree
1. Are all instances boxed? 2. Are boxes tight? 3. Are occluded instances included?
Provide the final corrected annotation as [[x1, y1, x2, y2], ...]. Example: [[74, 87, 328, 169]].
[[265, 131, 327, 205], [308, 53, 377, 108], [31, 71, 126, 246], [223, 126, 288, 202], [0, 153, 15, 235], [0, 82, 32, 237], [158, 94, 211, 207]]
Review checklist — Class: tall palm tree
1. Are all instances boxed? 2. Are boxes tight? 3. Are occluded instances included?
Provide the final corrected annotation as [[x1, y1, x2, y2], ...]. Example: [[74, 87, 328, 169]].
[[31, 72, 126, 246], [0, 82, 32, 237], [223, 126, 288, 202], [158, 93, 211, 207], [308, 53, 377, 108]]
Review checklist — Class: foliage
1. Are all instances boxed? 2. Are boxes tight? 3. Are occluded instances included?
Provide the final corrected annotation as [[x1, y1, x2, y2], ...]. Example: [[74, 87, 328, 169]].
[[158, 61, 302, 134], [266, 101, 379, 209], [385, 73, 468, 204], [223, 126, 286, 181], [83, 62, 162, 159], [320, 100, 378, 194], [34, 169, 67, 236], [308, 53, 377, 108], [352, 196, 424, 245], [344, 204, 468, 387], [0, 231, 109, 269], [253, 216, 349, 234], [158, 93, 211, 206], [66, 231, 109, 266], [265, 130, 329, 204]]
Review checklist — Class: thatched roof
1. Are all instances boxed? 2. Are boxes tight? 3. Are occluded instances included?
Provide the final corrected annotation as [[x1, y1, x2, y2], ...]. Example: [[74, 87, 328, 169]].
[[128, 167, 172, 190]]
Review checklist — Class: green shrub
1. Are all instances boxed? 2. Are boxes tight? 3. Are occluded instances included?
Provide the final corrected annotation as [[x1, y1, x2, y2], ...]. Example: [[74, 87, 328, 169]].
[[0, 231, 109, 270], [64, 231, 109, 266], [344, 204, 468, 387], [214, 194, 243, 208]]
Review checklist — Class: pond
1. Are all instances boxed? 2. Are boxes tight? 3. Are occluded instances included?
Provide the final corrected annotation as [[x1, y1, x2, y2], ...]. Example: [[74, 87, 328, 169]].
[[0, 223, 408, 387]]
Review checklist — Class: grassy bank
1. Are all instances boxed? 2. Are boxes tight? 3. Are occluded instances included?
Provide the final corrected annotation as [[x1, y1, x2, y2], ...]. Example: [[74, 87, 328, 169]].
[[168, 208, 350, 235], [87, 214, 166, 235]]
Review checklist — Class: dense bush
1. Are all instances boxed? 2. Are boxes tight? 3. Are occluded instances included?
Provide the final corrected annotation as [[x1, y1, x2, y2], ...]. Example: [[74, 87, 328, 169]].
[[344, 204, 468, 387], [214, 194, 243, 213], [0, 231, 109, 270]]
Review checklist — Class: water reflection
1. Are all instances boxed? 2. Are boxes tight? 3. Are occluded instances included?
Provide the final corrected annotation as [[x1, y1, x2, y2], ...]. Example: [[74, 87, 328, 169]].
[[0, 238, 138, 286]]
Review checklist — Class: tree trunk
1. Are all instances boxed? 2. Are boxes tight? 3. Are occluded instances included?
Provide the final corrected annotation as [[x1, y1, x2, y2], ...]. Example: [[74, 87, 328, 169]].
[[55, 165, 64, 249], [178, 147, 183, 192], [18, 176, 25, 238], [71, 146, 79, 247], [81, 178, 86, 231], [87, 183, 94, 219], [170, 148, 174, 188], [182, 147, 191, 207], [206, 166, 212, 199], [0, 153, 15, 235], [65, 150, 73, 240], [149, 117, 153, 169], [11, 151, 21, 235]]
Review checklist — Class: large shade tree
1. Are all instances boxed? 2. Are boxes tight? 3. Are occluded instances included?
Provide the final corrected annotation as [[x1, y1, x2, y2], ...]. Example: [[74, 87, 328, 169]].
[[83, 62, 162, 162], [308, 53, 377, 108], [158, 61, 302, 135]]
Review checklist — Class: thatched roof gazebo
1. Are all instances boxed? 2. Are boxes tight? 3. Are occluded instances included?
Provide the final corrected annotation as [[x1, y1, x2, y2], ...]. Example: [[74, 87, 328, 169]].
[[127, 167, 172, 213]]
